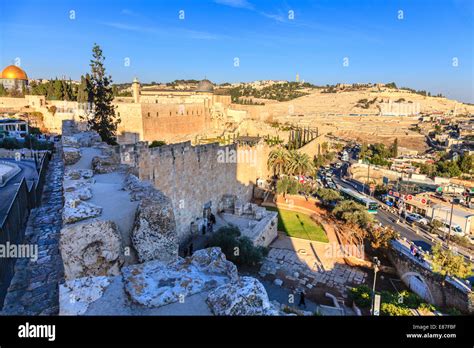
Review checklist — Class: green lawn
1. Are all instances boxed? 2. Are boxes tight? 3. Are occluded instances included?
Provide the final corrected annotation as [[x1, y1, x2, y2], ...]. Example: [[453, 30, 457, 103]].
[[266, 206, 329, 243]]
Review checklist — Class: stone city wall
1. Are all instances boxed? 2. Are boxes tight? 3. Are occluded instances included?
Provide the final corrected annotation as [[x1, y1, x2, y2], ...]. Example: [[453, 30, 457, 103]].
[[120, 141, 256, 242], [141, 102, 210, 142], [388, 247, 474, 313], [0, 97, 28, 110]]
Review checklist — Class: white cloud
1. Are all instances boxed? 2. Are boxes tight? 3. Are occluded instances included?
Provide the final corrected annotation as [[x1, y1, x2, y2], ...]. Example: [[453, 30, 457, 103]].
[[214, 0, 254, 10], [100, 22, 221, 40]]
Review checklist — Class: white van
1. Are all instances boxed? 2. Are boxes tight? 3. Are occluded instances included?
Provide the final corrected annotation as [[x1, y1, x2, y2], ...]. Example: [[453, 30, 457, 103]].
[[434, 219, 465, 237]]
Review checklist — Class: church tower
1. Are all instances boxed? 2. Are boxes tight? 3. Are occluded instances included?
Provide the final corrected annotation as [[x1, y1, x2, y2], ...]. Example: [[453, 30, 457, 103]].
[[132, 77, 141, 103]]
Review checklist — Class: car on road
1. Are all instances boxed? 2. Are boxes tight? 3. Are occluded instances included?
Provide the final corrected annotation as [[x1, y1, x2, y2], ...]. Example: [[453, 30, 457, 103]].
[[406, 213, 429, 225], [468, 235, 474, 245], [433, 218, 465, 237]]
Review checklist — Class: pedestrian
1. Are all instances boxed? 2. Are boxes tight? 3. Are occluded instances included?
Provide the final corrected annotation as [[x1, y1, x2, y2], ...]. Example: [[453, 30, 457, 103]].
[[21, 148, 26, 159], [188, 243, 193, 256], [210, 213, 216, 225], [298, 290, 306, 309]]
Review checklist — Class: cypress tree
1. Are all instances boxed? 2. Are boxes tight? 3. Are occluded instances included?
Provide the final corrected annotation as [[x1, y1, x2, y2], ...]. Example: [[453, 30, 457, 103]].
[[86, 43, 121, 144]]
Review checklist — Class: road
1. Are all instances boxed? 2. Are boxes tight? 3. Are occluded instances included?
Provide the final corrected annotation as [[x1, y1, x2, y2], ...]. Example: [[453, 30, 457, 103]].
[[0, 158, 38, 222], [332, 159, 472, 260]]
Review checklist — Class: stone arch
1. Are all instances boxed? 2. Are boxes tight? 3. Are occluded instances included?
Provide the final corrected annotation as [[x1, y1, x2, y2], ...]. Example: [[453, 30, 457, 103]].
[[401, 272, 434, 304]]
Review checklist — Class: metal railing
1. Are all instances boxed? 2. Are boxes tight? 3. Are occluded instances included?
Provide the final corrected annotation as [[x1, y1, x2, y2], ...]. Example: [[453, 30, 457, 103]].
[[0, 151, 51, 308]]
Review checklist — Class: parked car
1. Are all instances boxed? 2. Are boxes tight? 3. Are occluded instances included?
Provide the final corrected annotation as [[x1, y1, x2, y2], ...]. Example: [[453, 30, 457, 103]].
[[433, 218, 465, 237], [406, 213, 429, 225], [468, 235, 474, 245]]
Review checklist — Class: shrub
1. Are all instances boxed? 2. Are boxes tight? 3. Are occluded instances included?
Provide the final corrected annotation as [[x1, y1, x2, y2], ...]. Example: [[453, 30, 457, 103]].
[[381, 303, 413, 316], [208, 226, 268, 267], [149, 140, 166, 148], [349, 285, 372, 308], [0, 138, 21, 149]]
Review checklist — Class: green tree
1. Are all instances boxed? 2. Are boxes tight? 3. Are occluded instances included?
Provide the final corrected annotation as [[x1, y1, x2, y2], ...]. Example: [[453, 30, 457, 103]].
[[316, 188, 341, 207], [53, 79, 64, 100], [85, 44, 121, 144], [286, 151, 314, 176], [321, 142, 329, 153], [268, 147, 290, 176], [459, 154, 474, 174], [333, 200, 373, 228], [208, 226, 268, 266], [429, 219, 444, 236], [430, 244, 473, 278], [149, 140, 166, 148], [276, 176, 290, 196], [390, 138, 398, 158], [367, 226, 397, 250]]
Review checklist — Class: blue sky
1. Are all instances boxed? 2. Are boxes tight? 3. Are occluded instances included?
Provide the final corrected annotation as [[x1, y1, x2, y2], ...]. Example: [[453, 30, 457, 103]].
[[1, 0, 473, 102]]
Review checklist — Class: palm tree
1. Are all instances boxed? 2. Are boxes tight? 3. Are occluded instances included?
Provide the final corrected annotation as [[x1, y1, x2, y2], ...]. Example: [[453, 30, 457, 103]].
[[267, 147, 290, 176], [287, 151, 314, 176]]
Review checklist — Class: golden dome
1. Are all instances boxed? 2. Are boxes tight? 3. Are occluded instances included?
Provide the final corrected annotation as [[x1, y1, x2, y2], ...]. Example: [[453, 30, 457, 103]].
[[1, 65, 28, 80]]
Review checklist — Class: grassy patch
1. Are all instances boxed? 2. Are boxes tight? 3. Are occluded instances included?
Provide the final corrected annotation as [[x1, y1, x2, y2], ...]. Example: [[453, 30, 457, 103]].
[[266, 206, 329, 243]]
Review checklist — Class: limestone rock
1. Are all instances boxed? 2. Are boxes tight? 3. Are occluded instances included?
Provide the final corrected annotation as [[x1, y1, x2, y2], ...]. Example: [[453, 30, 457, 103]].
[[65, 168, 93, 180], [63, 147, 81, 165], [62, 135, 80, 148], [122, 247, 237, 308], [60, 220, 123, 280], [63, 199, 102, 224], [64, 186, 93, 201], [59, 276, 112, 315], [64, 178, 95, 192], [63, 132, 102, 148], [92, 155, 119, 174], [206, 276, 279, 316], [131, 197, 178, 263]]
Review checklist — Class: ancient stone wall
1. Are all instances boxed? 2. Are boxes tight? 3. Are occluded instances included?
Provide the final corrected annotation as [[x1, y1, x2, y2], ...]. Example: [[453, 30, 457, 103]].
[[140, 103, 210, 142], [115, 103, 144, 143], [0, 97, 28, 110], [388, 247, 474, 313], [121, 141, 256, 242]]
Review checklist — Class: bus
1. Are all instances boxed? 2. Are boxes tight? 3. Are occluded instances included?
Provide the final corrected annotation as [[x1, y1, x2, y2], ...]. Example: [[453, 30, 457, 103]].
[[339, 187, 378, 213]]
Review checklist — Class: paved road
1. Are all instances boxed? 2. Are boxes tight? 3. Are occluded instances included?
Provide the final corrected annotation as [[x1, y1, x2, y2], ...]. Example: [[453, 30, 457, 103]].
[[0, 158, 38, 221], [333, 164, 472, 260]]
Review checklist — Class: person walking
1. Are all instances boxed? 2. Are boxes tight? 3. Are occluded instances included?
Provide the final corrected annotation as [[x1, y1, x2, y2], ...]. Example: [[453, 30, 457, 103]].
[[298, 290, 306, 309]]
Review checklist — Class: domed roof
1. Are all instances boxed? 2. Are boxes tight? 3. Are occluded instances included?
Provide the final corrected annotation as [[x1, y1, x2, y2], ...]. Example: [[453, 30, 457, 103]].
[[196, 79, 214, 93], [1, 65, 28, 80]]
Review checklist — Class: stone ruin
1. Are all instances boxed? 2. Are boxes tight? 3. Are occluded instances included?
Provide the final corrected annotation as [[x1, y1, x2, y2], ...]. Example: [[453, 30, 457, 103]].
[[58, 126, 283, 316], [218, 194, 278, 247]]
